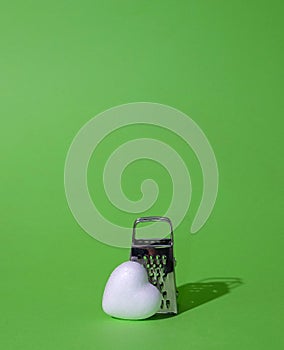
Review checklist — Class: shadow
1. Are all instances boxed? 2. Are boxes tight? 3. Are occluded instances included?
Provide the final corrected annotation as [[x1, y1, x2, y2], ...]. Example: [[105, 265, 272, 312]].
[[149, 312, 177, 320], [148, 277, 243, 320], [178, 277, 243, 314]]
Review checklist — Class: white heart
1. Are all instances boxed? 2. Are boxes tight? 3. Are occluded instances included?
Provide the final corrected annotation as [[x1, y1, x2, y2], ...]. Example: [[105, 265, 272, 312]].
[[102, 261, 162, 320]]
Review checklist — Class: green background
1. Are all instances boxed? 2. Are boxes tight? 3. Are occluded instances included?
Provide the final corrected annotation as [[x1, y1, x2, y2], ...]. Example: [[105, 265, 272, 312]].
[[1, 1, 283, 349]]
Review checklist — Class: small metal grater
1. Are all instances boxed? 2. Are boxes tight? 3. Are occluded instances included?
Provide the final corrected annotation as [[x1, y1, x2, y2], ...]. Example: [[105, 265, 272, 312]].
[[130, 216, 178, 314]]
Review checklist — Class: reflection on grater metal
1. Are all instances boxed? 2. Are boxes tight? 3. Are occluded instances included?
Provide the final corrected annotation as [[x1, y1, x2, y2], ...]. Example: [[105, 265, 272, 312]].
[[130, 216, 178, 314]]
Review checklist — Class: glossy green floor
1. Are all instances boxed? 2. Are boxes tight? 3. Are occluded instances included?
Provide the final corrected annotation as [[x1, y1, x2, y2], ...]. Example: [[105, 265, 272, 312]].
[[1, 1, 283, 349]]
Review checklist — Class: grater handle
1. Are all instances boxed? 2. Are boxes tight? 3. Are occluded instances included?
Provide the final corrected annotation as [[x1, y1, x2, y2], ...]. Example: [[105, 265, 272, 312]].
[[132, 216, 174, 243]]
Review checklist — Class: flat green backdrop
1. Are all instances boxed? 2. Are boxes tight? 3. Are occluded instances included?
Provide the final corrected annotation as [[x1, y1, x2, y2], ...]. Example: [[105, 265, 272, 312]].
[[1, 1, 283, 349]]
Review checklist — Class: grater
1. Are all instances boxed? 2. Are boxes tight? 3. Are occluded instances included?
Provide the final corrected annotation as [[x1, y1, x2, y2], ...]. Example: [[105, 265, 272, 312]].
[[130, 216, 178, 314]]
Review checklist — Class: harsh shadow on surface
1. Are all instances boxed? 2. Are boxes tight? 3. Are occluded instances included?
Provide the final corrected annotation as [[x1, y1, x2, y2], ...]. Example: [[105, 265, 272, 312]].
[[178, 277, 243, 314], [149, 277, 243, 320]]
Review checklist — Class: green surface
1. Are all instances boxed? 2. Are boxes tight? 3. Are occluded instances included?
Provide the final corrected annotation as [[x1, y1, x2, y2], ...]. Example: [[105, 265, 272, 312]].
[[1, 1, 284, 349]]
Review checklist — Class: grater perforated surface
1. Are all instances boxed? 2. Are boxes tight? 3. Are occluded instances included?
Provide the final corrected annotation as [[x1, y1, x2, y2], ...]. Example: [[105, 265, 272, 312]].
[[130, 217, 178, 314]]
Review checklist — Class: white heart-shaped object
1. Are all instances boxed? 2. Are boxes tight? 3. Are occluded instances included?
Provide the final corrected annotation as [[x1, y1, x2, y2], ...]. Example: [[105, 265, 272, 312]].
[[102, 261, 162, 320]]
